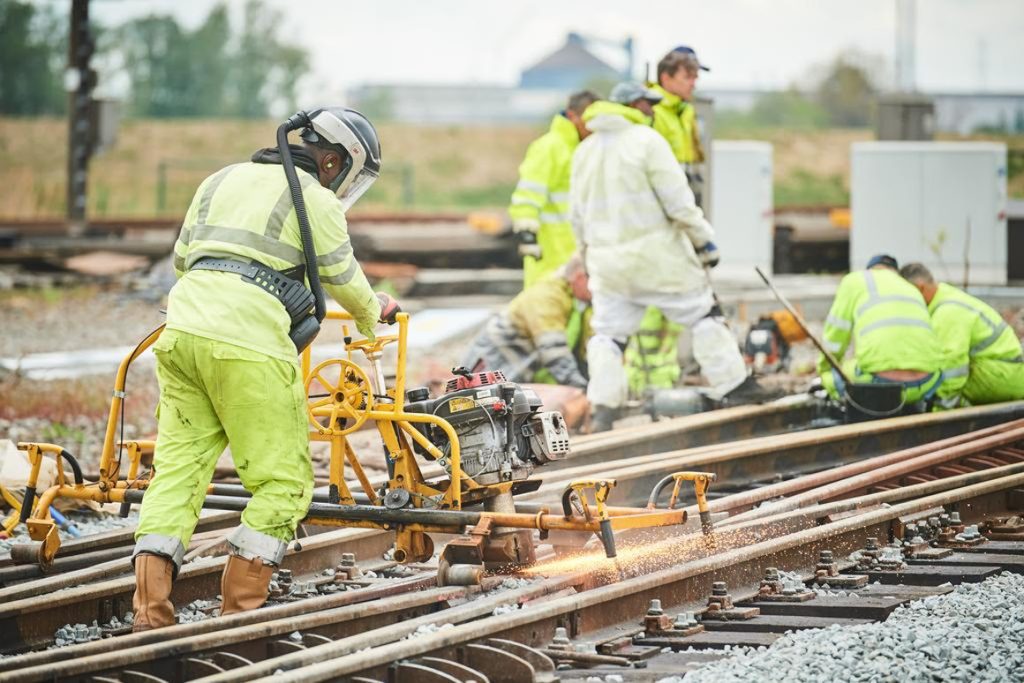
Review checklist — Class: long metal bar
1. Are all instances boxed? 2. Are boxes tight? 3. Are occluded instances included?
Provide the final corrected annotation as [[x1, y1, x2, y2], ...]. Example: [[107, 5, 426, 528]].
[[703, 417, 1022, 518], [725, 423, 1024, 524], [250, 471, 1024, 682], [755, 265, 849, 382]]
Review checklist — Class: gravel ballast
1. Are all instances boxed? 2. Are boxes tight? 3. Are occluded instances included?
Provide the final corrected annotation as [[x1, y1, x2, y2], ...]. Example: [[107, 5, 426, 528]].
[[671, 572, 1024, 683]]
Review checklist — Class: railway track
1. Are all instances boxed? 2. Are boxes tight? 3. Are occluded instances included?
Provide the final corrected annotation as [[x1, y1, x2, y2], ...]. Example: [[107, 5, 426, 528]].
[[0, 406, 1022, 681]]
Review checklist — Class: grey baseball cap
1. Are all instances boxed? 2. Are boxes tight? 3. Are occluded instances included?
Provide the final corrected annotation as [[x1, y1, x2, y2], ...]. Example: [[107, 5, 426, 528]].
[[609, 82, 663, 105]]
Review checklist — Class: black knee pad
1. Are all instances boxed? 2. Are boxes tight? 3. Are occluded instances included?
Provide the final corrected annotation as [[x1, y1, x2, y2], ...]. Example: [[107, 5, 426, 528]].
[[702, 303, 724, 320]]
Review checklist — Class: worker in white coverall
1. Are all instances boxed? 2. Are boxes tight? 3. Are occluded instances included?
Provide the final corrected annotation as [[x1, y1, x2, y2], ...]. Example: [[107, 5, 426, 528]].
[[571, 82, 779, 431]]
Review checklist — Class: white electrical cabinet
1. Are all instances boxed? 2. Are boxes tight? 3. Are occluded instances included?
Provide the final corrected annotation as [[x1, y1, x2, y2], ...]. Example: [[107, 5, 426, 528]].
[[851, 142, 1008, 284], [710, 141, 774, 280]]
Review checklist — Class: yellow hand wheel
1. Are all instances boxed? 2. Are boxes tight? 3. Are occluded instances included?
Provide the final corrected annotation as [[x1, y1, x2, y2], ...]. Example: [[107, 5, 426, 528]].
[[305, 358, 374, 435]]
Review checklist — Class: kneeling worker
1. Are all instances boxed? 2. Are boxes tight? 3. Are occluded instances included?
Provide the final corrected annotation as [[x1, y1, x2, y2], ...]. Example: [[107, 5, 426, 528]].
[[461, 255, 591, 389], [900, 262, 1024, 406], [131, 108, 400, 630], [819, 254, 945, 408]]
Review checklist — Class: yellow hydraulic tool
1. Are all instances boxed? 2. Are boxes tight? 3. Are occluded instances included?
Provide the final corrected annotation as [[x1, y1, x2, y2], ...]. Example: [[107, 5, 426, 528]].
[[561, 479, 617, 557], [647, 471, 717, 536], [14, 312, 694, 584]]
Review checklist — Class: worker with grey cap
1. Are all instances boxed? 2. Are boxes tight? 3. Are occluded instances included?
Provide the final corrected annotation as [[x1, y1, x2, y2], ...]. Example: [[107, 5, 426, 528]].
[[571, 82, 778, 431]]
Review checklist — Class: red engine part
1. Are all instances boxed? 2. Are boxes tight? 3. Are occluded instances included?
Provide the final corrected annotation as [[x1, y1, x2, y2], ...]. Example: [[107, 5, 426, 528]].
[[445, 368, 507, 393]]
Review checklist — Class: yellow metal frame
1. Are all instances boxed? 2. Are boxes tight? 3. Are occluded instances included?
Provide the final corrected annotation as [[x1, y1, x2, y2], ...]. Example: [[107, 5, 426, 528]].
[[15, 312, 691, 568]]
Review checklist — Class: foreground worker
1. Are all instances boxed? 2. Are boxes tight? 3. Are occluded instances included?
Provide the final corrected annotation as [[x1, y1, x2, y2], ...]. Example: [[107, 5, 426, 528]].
[[131, 108, 399, 630], [509, 90, 600, 287], [461, 255, 591, 388], [900, 262, 1024, 406], [571, 82, 775, 432], [819, 255, 945, 407]]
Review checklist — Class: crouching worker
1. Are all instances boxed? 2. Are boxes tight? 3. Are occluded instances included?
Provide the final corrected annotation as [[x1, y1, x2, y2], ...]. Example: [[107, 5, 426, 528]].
[[131, 108, 400, 630], [819, 254, 945, 409], [462, 255, 592, 389], [900, 262, 1024, 407]]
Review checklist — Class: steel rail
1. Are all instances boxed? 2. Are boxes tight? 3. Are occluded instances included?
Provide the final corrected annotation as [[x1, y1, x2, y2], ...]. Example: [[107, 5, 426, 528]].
[[1, 407, 1019, 660], [0, 528, 394, 653], [724, 422, 1024, 524], [0, 574, 584, 682], [243, 471, 1024, 682]]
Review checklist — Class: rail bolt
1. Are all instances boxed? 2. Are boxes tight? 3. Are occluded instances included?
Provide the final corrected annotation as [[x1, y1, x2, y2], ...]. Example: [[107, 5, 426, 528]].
[[549, 626, 573, 651], [647, 599, 664, 616], [674, 612, 698, 629]]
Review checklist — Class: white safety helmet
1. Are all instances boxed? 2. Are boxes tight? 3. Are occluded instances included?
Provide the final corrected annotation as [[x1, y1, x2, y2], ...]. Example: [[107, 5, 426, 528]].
[[301, 107, 382, 211]]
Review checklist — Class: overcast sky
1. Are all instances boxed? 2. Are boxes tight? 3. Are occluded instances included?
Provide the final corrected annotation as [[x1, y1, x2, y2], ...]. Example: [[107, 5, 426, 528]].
[[82, 0, 1024, 98]]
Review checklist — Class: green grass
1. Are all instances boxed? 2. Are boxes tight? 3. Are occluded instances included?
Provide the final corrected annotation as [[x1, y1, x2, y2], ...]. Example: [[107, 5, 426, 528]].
[[774, 170, 849, 206]]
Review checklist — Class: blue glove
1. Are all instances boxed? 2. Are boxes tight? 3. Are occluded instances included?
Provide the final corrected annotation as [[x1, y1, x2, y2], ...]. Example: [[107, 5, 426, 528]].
[[696, 241, 720, 268]]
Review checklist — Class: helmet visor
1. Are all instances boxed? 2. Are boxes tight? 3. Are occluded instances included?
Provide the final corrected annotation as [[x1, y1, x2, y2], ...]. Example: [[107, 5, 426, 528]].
[[337, 167, 378, 211]]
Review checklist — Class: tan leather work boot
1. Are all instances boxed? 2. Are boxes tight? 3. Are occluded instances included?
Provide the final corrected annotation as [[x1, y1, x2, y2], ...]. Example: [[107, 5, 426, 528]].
[[132, 554, 176, 632], [220, 554, 275, 615]]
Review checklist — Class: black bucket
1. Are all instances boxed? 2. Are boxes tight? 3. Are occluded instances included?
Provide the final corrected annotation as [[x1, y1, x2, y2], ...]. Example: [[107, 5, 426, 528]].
[[844, 382, 904, 422]]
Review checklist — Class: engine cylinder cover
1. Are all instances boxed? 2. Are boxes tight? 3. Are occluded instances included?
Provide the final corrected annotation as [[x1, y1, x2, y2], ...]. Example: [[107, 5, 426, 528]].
[[404, 378, 570, 485]]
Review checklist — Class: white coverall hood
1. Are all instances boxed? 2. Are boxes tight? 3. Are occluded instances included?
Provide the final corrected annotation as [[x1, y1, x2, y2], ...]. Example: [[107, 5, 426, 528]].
[[570, 108, 714, 298]]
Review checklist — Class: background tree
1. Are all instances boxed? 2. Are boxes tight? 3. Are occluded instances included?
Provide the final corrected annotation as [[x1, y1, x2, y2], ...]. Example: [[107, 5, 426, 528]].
[[811, 52, 881, 128], [115, 0, 307, 118], [0, 0, 66, 115]]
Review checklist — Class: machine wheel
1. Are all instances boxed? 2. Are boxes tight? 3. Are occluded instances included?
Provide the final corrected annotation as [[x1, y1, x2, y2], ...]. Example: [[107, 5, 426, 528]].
[[306, 358, 374, 435], [436, 555, 484, 587]]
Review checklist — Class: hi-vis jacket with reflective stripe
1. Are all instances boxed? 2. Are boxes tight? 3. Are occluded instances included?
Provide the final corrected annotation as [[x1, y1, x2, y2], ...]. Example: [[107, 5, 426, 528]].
[[818, 269, 945, 379], [168, 162, 380, 362], [508, 114, 581, 286], [570, 101, 714, 297], [461, 274, 591, 388], [649, 84, 704, 165], [928, 282, 1024, 402]]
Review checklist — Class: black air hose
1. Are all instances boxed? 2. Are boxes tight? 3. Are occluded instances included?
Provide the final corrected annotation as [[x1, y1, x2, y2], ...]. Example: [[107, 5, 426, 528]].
[[277, 115, 326, 322]]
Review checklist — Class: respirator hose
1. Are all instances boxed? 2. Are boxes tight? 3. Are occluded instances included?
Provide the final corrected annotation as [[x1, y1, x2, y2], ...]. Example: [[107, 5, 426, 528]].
[[277, 115, 326, 322]]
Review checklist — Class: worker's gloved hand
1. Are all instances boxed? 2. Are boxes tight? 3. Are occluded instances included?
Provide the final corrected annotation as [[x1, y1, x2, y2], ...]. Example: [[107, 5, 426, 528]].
[[512, 219, 542, 260], [376, 292, 401, 325], [695, 241, 720, 269], [515, 230, 542, 260]]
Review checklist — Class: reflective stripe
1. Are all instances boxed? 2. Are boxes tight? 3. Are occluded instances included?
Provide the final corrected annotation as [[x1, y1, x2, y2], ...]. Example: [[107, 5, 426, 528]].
[[540, 211, 571, 223], [859, 317, 932, 337], [536, 331, 568, 350], [227, 524, 287, 566], [856, 295, 927, 317], [933, 298, 1008, 357], [970, 321, 1009, 356], [320, 238, 353, 267], [173, 253, 186, 273], [321, 259, 360, 286], [515, 178, 548, 194], [864, 270, 879, 296], [197, 164, 240, 225], [943, 364, 970, 379], [549, 191, 570, 203], [265, 173, 317, 240], [825, 315, 853, 332], [510, 196, 543, 209], [184, 224, 304, 266], [133, 533, 186, 570], [825, 340, 843, 352]]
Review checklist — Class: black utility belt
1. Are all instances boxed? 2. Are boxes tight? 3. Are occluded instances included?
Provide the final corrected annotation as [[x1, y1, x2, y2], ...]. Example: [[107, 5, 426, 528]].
[[190, 257, 321, 350]]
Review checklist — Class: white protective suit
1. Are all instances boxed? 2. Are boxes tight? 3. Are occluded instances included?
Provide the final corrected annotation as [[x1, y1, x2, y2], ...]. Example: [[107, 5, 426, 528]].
[[570, 101, 748, 406]]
